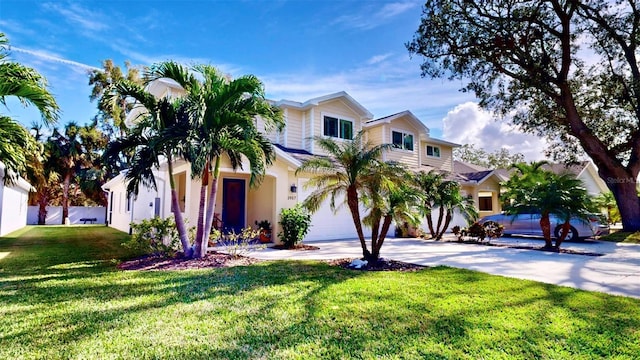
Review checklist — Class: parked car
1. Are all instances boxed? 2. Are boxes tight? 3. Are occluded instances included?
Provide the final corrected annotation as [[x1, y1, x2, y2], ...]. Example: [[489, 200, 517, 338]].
[[478, 213, 610, 241]]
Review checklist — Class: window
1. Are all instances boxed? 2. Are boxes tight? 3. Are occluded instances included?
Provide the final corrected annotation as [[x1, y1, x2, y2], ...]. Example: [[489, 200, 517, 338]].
[[323, 116, 353, 140], [391, 131, 414, 151], [426, 145, 441, 157], [478, 191, 493, 211]]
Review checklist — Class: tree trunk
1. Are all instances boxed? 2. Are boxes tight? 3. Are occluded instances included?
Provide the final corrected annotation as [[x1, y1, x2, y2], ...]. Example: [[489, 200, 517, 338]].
[[436, 210, 453, 240], [367, 211, 382, 263], [425, 204, 435, 237], [199, 157, 222, 259], [62, 173, 71, 224], [167, 157, 192, 258], [347, 185, 370, 259], [37, 192, 48, 225], [193, 164, 209, 258], [607, 180, 640, 232], [434, 206, 445, 239], [539, 213, 553, 249], [371, 214, 393, 262], [556, 221, 570, 249]]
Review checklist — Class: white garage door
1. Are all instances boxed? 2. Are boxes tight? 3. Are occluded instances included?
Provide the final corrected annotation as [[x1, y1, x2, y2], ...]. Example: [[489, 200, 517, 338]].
[[298, 179, 359, 242]]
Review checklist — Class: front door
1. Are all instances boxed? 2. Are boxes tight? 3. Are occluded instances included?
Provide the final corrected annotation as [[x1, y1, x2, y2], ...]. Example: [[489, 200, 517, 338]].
[[222, 178, 245, 233]]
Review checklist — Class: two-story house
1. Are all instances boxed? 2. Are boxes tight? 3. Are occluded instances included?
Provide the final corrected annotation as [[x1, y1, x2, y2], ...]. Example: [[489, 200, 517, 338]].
[[102, 86, 503, 242]]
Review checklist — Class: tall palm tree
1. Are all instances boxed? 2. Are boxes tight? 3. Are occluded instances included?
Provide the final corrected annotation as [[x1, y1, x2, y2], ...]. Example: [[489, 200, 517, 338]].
[[146, 62, 284, 258], [104, 80, 195, 257], [0, 33, 58, 181], [413, 170, 445, 236], [297, 131, 393, 261], [432, 181, 477, 240], [46, 122, 88, 224]]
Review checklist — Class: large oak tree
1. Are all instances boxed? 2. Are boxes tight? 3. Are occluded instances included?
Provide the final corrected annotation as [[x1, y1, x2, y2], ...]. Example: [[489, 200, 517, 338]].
[[407, 0, 640, 231]]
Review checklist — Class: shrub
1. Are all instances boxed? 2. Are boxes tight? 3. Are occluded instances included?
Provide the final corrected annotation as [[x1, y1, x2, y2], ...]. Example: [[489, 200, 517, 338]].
[[124, 217, 180, 257], [214, 227, 263, 257], [278, 205, 312, 248]]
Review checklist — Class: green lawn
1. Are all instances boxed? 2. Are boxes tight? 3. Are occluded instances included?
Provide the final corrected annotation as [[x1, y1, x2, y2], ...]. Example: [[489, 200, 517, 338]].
[[2, 226, 640, 359], [600, 230, 640, 244]]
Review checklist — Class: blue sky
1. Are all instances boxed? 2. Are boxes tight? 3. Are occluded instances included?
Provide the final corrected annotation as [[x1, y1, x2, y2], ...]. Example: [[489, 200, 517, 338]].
[[0, 0, 548, 158]]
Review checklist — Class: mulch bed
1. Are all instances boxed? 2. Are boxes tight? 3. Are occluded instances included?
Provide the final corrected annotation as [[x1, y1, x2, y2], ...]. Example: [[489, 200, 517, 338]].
[[325, 258, 427, 272], [117, 252, 262, 271]]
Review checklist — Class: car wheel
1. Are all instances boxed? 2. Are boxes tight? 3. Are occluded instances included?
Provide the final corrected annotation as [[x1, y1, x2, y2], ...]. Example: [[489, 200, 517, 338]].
[[554, 225, 579, 241]]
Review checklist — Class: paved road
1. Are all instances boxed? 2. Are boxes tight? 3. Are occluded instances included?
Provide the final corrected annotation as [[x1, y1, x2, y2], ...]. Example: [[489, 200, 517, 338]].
[[246, 236, 640, 299]]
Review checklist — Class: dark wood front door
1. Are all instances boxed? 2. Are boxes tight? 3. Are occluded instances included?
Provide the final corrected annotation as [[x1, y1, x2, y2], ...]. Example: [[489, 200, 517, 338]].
[[222, 178, 245, 233]]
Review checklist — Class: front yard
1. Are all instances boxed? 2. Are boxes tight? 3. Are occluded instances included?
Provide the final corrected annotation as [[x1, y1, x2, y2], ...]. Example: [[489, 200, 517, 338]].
[[1, 226, 640, 359]]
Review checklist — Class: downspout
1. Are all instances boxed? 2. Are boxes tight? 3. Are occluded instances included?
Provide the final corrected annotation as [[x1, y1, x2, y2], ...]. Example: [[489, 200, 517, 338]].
[[129, 194, 135, 235]]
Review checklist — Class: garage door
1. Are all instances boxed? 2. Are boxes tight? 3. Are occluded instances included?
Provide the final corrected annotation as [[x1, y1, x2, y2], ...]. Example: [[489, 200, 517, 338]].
[[298, 179, 359, 242]]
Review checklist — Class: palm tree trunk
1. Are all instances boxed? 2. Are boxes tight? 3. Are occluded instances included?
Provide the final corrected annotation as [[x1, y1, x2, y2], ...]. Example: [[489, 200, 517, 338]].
[[437, 210, 453, 240], [425, 205, 435, 237], [372, 214, 393, 262], [200, 157, 222, 258], [556, 221, 570, 249], [434, 206, 445, 239], [167, 156, 192, 257], [347, 185, 370, 259], [540, 213, 553, 249], [62, 173, 71, 224], [193, 164, 209, 257], [37, 192, 48, 225]]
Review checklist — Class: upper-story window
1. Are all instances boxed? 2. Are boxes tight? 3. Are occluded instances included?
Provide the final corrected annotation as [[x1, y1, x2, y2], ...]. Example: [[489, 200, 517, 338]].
[[392, 131, 414, 151], [323, 116, 353, 140], [426, 145, 441, 158]]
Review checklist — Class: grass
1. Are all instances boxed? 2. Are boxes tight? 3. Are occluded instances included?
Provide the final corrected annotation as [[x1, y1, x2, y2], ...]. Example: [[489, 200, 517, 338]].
[[2, 226, 640, 359], [600, 230, 640, 244]]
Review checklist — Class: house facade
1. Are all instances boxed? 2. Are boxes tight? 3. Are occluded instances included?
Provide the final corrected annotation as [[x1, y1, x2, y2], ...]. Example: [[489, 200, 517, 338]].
[[103, 86, 501, 241], [0, 162, 31, 236]]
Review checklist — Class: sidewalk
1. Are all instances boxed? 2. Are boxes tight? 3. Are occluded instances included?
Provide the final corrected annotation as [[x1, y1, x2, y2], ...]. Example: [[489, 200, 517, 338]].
[[247, 237, 640, 299]]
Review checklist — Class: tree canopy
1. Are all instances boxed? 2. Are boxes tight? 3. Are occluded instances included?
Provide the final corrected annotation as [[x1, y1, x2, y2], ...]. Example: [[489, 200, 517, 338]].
[[407, 0, 640, 231], [454, 144, 525, 169]]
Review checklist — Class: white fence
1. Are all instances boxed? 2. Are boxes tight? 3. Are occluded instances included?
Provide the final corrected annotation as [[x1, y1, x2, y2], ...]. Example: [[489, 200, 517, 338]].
[[27, 206, 106, 225]]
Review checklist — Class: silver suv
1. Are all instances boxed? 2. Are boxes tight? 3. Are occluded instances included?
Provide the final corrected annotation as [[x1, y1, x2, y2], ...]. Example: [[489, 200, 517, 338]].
[[478, 213, 610, 241]]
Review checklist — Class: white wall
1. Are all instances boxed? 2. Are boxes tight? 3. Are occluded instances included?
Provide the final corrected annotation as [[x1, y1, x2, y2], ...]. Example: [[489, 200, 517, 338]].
[[26, 206, 106, 225], [0, 183, 29, 236]]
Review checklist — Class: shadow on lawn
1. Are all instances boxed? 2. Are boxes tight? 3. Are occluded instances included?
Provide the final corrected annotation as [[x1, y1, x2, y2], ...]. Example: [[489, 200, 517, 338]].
[[2, 227, 640, 358]]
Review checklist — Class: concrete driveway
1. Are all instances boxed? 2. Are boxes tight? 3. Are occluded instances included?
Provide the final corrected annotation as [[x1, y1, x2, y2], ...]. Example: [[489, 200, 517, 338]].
[[247, 236, 640, 299]]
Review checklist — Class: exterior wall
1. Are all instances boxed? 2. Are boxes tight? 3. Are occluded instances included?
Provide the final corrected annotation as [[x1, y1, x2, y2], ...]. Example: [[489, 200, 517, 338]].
[[312, 99, 364, 156], [0, 183, 29, 236], [579, 166, 608, 196], [256, 115, 279, 144], [421, 141, 454, 172], [284, 109, 304, 149], [26, 206, 106, 225]]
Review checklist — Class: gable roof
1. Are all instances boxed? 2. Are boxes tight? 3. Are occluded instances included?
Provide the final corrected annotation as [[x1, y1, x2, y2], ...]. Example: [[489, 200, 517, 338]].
[[276, 91, 374, 120], [454, 160, 489, 174], [363, 110, 430, 138]]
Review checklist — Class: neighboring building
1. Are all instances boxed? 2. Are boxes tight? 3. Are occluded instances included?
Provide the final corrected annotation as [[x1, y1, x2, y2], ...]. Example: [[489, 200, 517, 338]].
[[0, 162, 32, 236], [102, 86, 479, 241]]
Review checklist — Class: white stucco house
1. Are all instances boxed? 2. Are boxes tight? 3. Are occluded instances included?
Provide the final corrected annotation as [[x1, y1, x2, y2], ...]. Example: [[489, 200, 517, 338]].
[[0, 161, 32, 236]]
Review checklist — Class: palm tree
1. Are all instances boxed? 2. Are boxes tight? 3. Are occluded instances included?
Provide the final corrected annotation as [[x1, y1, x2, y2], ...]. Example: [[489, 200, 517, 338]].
[[413, 171, 477, 240], [502, 162, 591, 249], [24, 125, 59, 224], [46, 122, 88, 224], [362, 163, 421, 261], [297, 131, 393, 261], [104, 80, 195, 257], [145, 62, 284, 258], [593, 192, 620, 224], [0, 33, 59, 180]]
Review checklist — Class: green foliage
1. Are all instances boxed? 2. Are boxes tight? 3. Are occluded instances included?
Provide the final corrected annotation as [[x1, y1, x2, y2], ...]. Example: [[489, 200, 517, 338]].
[[124, 217, 179, 257], [213, 227, 263, 257], [599, 231, 640, 244], [593, 192, 621, 224], [454, 144, 525, 169], [278, 204, 312, 248], [254, 219, 271, 230]]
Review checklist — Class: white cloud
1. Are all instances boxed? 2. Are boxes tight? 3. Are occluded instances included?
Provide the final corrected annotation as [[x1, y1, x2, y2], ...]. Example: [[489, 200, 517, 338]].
[[442, 102, 549, 161], [331, 1, 420, 30], [367, 53, 393, 65], [10, 46, 100, 72], [42, 2, 108, 32]]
